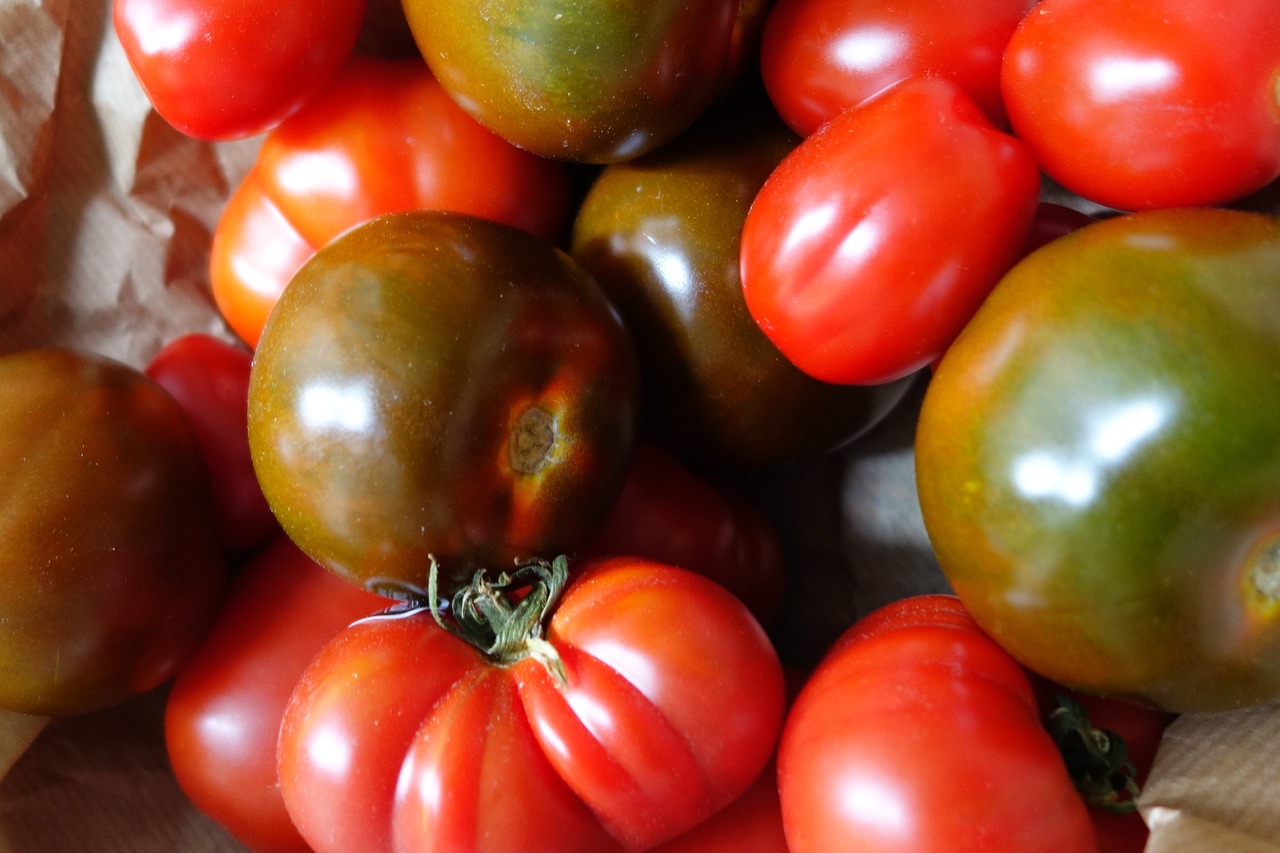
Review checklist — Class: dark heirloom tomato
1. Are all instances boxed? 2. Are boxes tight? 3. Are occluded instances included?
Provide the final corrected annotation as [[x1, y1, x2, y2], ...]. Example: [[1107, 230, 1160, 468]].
[[1001, 0, 1280, 211], [0, 349, 227, 716], [740, 76, 1042, 386], [248, 211, 639, 596], [166, 534, 391, 853], [572, 99, 911, 469], [210, 55, 571, 348], [760, 0, 1034, 136], [400, 0, 757, 163], [916, 209, 1280, 713]]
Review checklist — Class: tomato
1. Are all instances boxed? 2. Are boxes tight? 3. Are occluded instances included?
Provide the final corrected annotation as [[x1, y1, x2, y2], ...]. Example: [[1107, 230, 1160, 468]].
[[1001, 0, 1280, 211], [247, 210, 639, 597], [113, 0, 367, 140], [145, 332, 277, 553], [209, 55, 572, 348], [165, 534, 391, 853], [0, 348, 227, 716], [1022, 202, 1096, 258], [277, 556, 787, 853], [580, 441, 788, 627], [916, 208, 1280, 713], [572, 95, 912, 467], [739, 76, 1042, 386], [648, 760, 788, 853], [399, 0, 760, 163], [760, 0, 1034, 136], [778, 594, 1096, 852]]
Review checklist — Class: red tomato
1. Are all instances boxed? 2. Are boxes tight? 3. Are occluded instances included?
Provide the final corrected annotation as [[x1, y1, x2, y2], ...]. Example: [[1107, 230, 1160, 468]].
[[648, 760, 788, 853], [145, 333, 277, 553], [778, 594, 1096, 852], [165, 534, 391, 853], [1002, 0, 1280, 211], [210, 55, 572, 347], [740, 76, 1041, 385], [1022, 202, 1097, 258], [579, 441, 787, 627], [760, 0, 1034, 136], [277, 556, 787, 853], [113, 0, 367, 140]]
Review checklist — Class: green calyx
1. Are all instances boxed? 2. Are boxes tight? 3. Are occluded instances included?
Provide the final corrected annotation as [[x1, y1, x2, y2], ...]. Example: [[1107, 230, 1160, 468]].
[[428, 554, 570, 684], [1047, 693, 1142, 815]]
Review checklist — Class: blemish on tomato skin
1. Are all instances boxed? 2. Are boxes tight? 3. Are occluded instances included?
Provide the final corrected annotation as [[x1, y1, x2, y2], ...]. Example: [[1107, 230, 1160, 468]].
[[1249, 538, 1280, 606], [509, 405, 557, 474]]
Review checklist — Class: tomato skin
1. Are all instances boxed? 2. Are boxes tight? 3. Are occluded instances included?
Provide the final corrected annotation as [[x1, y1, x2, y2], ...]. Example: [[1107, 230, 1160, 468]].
[[580, 441, 787, 627], [573, 96, 912, 467], [916, 208, 1280, 713], [760, 0, 1034, 136], [210, 55, 572, 348], [778, 594, 1095, 853], [144, 333, 277, 553], [400, 0, 752, 163], [277, 557, 787, 853], [247, 211, 639, 596], [0, 349, 227, 716], [165, 534, 390, 853], [1002, 0, 1280, 211], [740, 76, 1041, 385], [113, 0, 367, 140]]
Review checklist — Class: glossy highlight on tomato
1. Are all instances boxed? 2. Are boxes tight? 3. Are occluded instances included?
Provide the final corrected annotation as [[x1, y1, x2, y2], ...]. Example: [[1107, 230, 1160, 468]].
[[916, 208, 1280, 713], [247, 210, 639, 597]]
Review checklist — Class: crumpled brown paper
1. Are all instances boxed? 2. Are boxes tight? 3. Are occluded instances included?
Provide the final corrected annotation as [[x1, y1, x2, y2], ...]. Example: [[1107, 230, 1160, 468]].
[[2, 1, 1279, 851]]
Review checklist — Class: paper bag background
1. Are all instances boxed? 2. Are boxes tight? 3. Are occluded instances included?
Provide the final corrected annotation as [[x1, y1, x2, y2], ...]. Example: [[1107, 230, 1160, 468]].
[[2, 1, 1279, 850]]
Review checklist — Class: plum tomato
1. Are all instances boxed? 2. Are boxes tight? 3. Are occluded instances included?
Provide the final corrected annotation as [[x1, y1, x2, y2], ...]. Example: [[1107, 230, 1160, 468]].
[[247, 211, 639, 597], [916, 208, 1280, 713], [0, 348, 227, 716]]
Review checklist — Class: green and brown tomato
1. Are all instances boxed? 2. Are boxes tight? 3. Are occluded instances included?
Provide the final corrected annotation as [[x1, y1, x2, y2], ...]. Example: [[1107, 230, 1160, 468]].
[[247, 210, 639, 597], [915, 208, 1280, 714], [400, 0, 762, 163], [571, 97, 912, 470], [0, 349, 228, 716]]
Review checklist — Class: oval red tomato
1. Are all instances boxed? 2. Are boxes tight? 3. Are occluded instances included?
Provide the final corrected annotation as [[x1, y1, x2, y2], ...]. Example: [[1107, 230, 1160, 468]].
[[210, 55, 572, 348], [778, 594, 1096, 852], [165, 534, 391, 853], [1001, 0, 1280, 211], [760, 0, 1034, 136], [277, 556, 787, 853], [113, 0, 367, 140], [740, 76, 1042, 385]]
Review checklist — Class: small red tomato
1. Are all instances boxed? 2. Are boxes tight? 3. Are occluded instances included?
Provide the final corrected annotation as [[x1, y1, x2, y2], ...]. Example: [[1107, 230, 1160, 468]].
[[113, 0, 367, 140], [145, 333, 276, 552]]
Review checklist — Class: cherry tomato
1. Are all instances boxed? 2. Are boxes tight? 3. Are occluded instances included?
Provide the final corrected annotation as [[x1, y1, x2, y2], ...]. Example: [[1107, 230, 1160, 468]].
[[400, 0, 760, 163], [778, 594, 1096, 852], [740, 76, 1042, 385], [1001, 0, 1280, 211], [580, 441, 787, 627], [145, 333, 276, 553], [277, 556, 787, 853], [113, 0, 367, 140], [0, 348, 227, 715], [916, 208, 1280, 713], [210, 55, 572, 348], [247, 211, 639, 597], [760, 0, 1034, 136], [572, 94, 913, 467], [165, 534, 390, 853]]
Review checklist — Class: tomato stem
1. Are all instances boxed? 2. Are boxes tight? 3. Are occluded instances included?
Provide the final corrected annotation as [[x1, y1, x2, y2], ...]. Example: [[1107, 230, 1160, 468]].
[[1047, 693, 1141, 815], [427, 554, 570, 685]]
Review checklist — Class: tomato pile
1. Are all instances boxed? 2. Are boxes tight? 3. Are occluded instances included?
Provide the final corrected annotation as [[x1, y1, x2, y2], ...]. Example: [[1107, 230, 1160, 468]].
[[2, 0, 1277, 850]]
